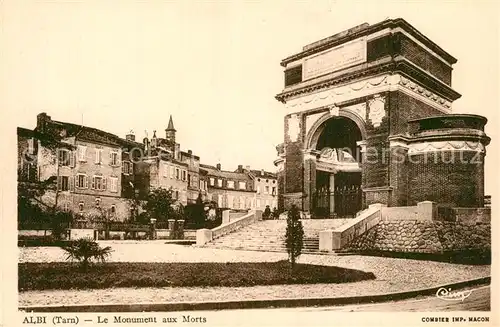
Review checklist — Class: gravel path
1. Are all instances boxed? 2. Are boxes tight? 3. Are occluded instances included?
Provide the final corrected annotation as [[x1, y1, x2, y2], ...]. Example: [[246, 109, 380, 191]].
[[18, 242, 490, 307]]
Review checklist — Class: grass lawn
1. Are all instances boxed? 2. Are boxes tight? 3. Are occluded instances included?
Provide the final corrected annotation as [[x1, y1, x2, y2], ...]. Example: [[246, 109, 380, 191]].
[[19, 261, 376, 291]]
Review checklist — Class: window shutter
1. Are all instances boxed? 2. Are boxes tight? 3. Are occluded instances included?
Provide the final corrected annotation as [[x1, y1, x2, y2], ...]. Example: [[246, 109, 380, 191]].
[[74, 175, 78, 188], [102, 177, 107, 190], [70, 151, 76, 167], [122, 161, 126, 174], [91, 177, 95, 190], [84, 175, 89, 188], [130, 162, 133, 175], [109, 152, 113, 166], [69, 176, 74, 192], [95, 149, 99, 164], [57, 176, 62, 190]]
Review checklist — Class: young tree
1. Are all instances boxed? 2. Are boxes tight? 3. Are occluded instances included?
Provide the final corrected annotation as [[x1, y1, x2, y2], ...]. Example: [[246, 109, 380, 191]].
[[285, 205, 304, 271], [142, 188, 178, 222], [185, 193, 206, 228]]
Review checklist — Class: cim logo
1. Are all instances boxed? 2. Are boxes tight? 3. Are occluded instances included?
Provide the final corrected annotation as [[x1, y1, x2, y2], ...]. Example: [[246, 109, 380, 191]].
[[436, 287, 473, 301]]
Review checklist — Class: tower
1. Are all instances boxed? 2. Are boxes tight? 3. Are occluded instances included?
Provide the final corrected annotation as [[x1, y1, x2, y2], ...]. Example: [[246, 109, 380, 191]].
[[165, 115, 176, 155]]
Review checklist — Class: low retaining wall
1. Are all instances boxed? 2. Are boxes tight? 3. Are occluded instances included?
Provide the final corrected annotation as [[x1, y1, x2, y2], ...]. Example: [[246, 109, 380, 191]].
[[19, 230, 52, 237], [319, 203, 383, 251], [196, 210, 262, 245], [345, 220, 491, 253]]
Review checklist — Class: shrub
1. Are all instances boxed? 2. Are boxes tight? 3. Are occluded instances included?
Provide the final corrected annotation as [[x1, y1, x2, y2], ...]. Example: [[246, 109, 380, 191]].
[[285, 205, 304, 271], [61, 238, 113, 272]]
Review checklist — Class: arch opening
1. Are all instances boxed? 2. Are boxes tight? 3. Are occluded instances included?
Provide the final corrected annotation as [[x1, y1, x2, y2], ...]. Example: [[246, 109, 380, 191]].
[[311, 116, 364, 218]]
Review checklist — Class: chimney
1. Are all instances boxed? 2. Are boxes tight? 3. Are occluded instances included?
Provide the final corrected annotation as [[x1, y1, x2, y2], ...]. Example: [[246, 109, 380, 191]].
[[237, 165, 243, 172], [126, 131, 135, 142], [36, 112, 51, 133], [261, 169, 265, 176], [245, 165, 250, 171], [216, 163, 221, 171], [188, 150, 192, 155]]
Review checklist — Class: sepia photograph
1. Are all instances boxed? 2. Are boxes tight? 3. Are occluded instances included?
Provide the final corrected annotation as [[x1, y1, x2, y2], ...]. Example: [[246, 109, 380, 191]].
[[2, 0, 498, 326]]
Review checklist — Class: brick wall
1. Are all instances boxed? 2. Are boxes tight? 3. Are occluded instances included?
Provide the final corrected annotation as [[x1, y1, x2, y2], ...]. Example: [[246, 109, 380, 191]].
[[389, 91, 445, 136], [407, 152, 485, 207], [396, 33, 452, 85]]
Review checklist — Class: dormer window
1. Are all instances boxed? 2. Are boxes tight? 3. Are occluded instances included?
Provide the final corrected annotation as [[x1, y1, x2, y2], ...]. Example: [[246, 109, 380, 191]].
[[227, 180, 234, 189]]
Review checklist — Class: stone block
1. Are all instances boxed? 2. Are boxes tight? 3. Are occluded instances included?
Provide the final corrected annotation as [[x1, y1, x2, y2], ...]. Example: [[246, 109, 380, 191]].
[[196, 229, 213, 246], [417, 201, 437, 221]]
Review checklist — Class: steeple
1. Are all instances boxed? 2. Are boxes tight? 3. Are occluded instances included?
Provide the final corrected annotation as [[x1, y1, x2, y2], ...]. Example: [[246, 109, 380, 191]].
[[166, 115, 176, 132]]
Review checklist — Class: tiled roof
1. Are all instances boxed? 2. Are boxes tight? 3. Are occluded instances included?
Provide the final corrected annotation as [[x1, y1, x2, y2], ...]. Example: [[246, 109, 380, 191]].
[[249, 169, 277, 179], [201, 165, 252, 181], [47, 120, 143, 149]]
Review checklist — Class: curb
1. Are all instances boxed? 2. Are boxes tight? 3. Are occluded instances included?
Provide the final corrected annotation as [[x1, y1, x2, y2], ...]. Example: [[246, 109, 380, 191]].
[[19, 276, 490, 313]]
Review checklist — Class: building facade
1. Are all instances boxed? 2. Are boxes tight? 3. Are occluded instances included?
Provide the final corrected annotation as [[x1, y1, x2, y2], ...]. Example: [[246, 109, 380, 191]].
[[201, 164, 256, 210], [246, 168, 278, 211], [275, 18, 490, 217], [18, 114, 276, 222]]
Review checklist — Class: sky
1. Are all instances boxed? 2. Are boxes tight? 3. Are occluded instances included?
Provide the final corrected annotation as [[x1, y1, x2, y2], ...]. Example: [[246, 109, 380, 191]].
[[2, 0, 498, 193]]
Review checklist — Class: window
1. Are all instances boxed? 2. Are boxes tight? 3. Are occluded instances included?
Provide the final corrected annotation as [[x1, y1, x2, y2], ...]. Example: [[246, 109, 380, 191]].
[[79, 202, 84, 212], [63, 202, 70, 212], [110, 152, 118, 166], [77, 145, 87, 161], [228, 195, 234, 208], [91, 176, 106, 191], [238, 181, 246, 189], [273, 180, 276, 184], [272, 186, 276, 195], [256, 186, 261, 194], [199, 180, 204, 191], [170, 166, 174, 178], [217, 179, 222, 187], [110, 177, 118, 192], [95, 198, 101, 207], [284, 65, 302, 87], [227, 180, 234, 189], [76, 174, 87, 188], [110, 205, 116, 215], [58, 176, 69, 191], [122, 161, 132, 174], [176, 168, 180, 179], [182, 170, 187, 181], [176, 190, 179, 199], [58, 149, 70, 166], [163, 164, 169, 177], [265, 186, 270, 194], [28, 138, 35, 154], [95, 149, 103, 164], [210, 178, 215, 186]]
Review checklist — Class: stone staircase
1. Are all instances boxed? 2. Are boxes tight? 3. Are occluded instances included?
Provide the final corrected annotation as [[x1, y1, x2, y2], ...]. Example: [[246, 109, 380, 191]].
[[205, 219, 352, 253]]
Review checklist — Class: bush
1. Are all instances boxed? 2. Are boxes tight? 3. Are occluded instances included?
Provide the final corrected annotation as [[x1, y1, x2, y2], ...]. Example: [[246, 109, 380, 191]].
[[285, 205, 304, 271], [60, 238, 113, 272]]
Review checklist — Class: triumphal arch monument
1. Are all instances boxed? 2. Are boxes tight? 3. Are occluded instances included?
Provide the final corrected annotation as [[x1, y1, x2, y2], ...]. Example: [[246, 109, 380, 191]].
[[274, 18, 490, 217]]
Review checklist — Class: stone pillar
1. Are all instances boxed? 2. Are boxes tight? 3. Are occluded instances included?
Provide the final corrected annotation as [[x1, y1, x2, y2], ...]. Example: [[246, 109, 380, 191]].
[[417, 201, 437, 221], [168, 219, 176, 240], [303, 151, 317, 213], [177, 219, 185, 239], [329, 173, 336, 217], [283, 113, 305, 210], [389, 139, 409, 206], [222, 210, 230, 224]]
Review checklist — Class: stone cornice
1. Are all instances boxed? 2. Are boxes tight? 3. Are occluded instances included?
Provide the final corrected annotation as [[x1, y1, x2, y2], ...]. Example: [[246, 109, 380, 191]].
[[276, 59, 460, 104], [280, 18, 457, 67]]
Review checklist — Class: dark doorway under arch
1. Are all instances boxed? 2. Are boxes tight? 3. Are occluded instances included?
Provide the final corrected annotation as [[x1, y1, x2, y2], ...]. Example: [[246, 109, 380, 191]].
[[313, 116, 363, 218]]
